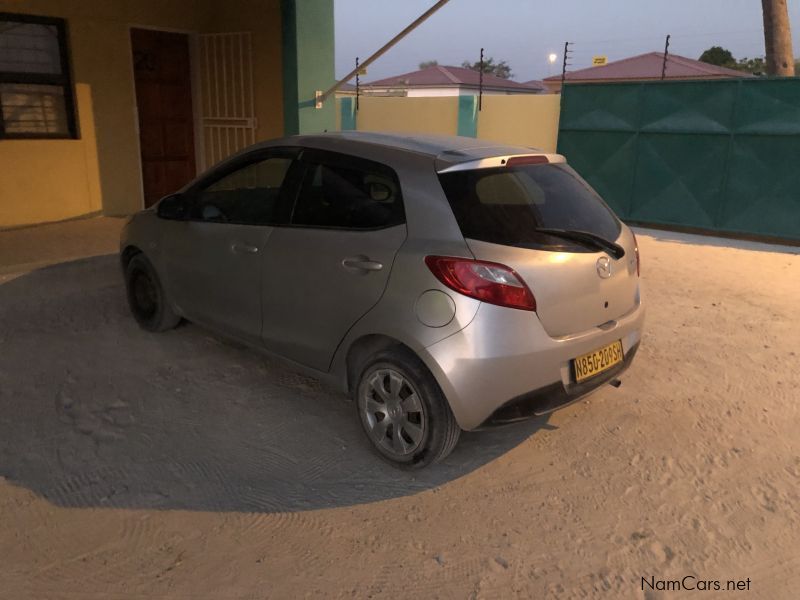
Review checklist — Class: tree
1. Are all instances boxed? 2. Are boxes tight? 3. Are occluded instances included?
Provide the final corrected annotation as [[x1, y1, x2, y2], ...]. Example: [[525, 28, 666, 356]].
[[761, 0, 795, 76], [699, 47, 768, 76], [418, 60, 438, 69], [736, 56, 767, 75], [461, 57, 513, 79], [699, 46, 737, 68]]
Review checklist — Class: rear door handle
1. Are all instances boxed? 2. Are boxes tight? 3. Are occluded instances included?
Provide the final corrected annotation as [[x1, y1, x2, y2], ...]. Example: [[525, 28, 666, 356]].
[[341, 257, 383, 272], [231, 242, 259, 254]]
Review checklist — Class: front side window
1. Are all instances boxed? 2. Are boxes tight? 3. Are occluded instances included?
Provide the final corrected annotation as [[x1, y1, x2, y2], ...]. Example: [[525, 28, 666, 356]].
[[290, 154, 404, 230], [0, 13, 77, 138], [438, 163, 621, 251], [189, 156, 293, 225]]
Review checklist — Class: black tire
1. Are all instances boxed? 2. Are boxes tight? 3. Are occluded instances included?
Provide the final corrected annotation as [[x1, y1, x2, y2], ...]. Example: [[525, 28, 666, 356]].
[[354, 348, 461, 469], [124, 254, 180, 332]]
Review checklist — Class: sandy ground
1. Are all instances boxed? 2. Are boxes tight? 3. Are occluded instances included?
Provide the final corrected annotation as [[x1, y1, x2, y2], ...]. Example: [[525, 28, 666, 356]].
[[0, 217, 798, 599]]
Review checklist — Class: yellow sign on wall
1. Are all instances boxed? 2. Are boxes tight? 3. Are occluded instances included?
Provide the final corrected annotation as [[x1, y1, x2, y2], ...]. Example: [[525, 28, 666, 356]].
[[592, 56, 608, 66]]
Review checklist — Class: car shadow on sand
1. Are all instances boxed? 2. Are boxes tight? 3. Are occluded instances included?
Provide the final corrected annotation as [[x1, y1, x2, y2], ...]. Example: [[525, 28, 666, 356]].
[[0, 255, 552, 513]]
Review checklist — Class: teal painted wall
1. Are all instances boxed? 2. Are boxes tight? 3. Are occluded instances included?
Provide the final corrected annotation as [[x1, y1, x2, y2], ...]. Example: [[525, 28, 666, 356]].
[[281, 0, 335, 135], [558, 78, 800, 241], [457, 95, 478, 137], [340, 97, 356, 130]]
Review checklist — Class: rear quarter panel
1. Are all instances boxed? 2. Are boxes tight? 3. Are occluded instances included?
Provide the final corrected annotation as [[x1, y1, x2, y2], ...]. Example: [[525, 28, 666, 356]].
[[327, 149, 483, 390]]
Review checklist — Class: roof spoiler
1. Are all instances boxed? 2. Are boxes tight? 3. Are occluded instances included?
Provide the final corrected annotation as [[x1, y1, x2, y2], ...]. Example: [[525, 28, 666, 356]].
[[436, 153, 566, 174]]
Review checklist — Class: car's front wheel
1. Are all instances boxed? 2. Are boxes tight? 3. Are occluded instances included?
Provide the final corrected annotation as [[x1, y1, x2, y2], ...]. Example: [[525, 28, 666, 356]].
[[124, 254, 180, 332], [355, 349, 460, 468]]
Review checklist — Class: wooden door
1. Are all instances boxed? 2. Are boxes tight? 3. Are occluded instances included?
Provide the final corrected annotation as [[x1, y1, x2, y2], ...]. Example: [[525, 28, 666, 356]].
[[131, 28, 196, 208]]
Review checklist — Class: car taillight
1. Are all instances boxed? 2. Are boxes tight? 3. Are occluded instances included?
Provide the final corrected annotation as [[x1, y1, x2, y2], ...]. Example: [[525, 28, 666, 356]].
[[424, 256, 536, 311], [632, 231, 640, 277], [505, 155, 549, 167]]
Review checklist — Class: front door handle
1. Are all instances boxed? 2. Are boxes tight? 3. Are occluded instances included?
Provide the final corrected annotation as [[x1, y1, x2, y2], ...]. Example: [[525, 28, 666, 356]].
[[231, 242, 259, 254], [342, 257, 383, 272]]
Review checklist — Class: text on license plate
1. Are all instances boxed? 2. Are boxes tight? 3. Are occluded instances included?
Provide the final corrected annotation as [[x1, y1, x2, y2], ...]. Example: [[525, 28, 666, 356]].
[[573, 340, 624, 383]]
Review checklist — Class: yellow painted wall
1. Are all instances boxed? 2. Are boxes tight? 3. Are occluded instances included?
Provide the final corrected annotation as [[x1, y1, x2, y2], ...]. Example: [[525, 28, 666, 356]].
[[0, 84, 102, 226], [476, 95, 561, 152], [355, 97, 460, 136], [337, 94, 562, 153], [0, 0, 283, 228]]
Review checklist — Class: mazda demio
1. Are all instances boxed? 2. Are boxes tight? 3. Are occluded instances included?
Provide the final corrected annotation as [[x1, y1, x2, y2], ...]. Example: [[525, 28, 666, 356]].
[[120, 132, 644, 468]]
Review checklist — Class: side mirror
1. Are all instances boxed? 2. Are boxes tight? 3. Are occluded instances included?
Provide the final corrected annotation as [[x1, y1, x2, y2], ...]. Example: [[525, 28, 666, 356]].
[[157, 193, 189, 220]]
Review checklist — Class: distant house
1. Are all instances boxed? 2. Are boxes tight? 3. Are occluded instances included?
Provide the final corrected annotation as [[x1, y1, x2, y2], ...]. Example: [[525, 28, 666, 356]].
[[335, 82, 357, 97], [543, 52, 751, 93], [359, 65, 545, 97], [523, 79, 550, 90]]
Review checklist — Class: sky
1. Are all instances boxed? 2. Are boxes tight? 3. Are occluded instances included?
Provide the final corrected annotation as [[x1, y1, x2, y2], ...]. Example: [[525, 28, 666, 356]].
[[334, 0, 800, 82]]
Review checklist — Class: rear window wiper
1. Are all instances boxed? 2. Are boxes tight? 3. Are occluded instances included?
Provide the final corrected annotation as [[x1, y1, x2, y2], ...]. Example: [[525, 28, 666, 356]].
[[534, 228, 625, 259]]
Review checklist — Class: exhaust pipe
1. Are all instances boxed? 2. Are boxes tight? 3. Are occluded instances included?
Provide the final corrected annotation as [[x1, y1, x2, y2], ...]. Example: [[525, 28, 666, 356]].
[[609, 378, 622, 388]]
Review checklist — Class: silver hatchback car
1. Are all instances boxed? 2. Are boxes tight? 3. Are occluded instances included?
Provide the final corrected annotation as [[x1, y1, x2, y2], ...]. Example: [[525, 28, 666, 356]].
[[121, 132, 644, 468]]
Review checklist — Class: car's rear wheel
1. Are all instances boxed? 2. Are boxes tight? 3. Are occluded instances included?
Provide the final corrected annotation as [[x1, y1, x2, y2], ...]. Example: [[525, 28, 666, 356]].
[[355, 349, 460, 468], [125, 254, 180, 332]]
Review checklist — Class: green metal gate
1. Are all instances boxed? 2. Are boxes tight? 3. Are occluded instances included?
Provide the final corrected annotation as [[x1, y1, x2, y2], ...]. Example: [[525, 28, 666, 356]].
[[557, 78, 800, 242]]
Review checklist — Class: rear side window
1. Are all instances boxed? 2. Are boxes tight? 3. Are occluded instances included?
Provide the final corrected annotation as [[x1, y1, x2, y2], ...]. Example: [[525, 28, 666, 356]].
[[438, 164, 621, 250], [290, 154, 404, 230]]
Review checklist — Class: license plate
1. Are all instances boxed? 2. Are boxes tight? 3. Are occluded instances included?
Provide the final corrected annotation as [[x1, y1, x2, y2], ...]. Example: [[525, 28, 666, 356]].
[[573, 340, 624, 383]]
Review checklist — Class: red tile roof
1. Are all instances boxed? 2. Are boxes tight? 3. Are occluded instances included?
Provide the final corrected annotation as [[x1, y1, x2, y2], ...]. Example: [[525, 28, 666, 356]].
[[523, 79, 546, 88], [543, 52, 751, 82], [366, 65, 545, 92]]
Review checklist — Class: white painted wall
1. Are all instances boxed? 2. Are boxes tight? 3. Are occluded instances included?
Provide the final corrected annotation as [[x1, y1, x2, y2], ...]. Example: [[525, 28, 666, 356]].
[[406, 87, 460, 97], [363, 86, 543, 98]]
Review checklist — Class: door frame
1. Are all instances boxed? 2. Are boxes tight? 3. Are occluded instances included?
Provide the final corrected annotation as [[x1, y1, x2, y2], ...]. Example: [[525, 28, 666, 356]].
[[127, 24, 206, 212]]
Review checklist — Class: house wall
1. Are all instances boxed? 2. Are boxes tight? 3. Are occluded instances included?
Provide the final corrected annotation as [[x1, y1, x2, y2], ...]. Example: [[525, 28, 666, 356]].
[[406, 88, 459, 97], [351, 96, 460, 136], [0, 83, 102, 226], [0, 0, 209, 227], [336, 94, 561, 152], [281, 0, 335, 135], [0, 0, 287, 228], [477, 94, 561, 151], [365, 88, 542, 98]]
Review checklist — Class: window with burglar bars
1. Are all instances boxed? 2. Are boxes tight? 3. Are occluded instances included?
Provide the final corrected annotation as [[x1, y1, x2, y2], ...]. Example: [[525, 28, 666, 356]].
[[0, 13, 77, 139]]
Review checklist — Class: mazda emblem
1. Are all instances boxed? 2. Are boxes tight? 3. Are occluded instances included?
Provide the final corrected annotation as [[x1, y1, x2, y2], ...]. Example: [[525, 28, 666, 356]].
[[596, 256, 612, 278]]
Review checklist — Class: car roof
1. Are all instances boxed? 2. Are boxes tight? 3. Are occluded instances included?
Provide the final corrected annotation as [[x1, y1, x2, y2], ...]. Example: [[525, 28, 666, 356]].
[[258, 131, 546, 168]]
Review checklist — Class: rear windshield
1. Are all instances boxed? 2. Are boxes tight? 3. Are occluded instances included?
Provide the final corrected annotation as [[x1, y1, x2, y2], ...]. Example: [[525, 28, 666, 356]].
[[438, 163, 621, 251]]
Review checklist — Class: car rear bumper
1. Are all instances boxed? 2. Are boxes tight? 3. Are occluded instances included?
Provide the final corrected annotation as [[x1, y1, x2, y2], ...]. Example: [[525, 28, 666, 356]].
[[420, 300, 645, 431], [477, 342, 639, 428]]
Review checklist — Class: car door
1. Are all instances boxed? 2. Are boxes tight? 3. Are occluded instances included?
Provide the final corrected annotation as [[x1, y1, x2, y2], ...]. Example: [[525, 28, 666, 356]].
[[160, 150, 297, 344], [260, 149, 407, 371]]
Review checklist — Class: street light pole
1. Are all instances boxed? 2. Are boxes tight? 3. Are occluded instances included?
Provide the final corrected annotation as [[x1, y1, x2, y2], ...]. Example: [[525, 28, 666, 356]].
[[761, 0, 795, 76]]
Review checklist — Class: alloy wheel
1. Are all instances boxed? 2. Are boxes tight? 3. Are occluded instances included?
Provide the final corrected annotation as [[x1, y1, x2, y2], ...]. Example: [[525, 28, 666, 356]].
[[360, 368, 426, 457]]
